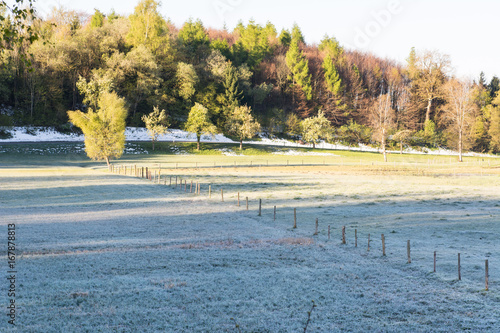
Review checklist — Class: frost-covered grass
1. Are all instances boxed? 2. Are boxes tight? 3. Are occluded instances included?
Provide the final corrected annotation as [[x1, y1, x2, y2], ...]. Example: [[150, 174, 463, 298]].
[[2, 144, 500, 331]]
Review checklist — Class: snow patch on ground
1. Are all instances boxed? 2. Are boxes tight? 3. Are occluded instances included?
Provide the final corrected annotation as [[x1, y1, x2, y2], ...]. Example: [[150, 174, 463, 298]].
[[1, 126, 498, 158], [272, 149, 339, 156], [218, 148, 243, 156]]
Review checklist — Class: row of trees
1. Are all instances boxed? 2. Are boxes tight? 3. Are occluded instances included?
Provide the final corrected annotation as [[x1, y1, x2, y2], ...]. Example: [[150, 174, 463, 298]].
[[2, 0, 500, 161]]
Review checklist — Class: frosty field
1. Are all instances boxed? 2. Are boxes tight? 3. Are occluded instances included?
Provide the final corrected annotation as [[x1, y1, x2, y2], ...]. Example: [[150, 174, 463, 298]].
[[2, 143, 500, 332]]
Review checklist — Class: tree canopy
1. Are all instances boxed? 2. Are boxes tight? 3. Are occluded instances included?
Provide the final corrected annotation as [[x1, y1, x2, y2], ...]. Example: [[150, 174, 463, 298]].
[[1, 3, 500, 157]]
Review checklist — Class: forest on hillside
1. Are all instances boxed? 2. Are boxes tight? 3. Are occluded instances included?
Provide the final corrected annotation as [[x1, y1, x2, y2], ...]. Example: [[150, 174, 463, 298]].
[[2, 0, 500, 155]]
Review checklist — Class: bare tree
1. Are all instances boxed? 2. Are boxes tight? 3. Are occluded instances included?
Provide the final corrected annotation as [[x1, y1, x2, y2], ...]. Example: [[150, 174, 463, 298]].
[[442, 78, 478, 162], [370, 93, 395, 162]]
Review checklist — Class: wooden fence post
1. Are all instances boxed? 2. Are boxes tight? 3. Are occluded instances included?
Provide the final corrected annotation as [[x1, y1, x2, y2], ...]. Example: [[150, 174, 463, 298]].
[[190, 180, 193, 193], [246, 197, 248, 211], [355, 229, 357, 247], [314, 218, 318, 236], [434, 251, 437, 273], [221, 189, 224, 202], [486, 260, 489, 291], [458, 253, 461, 281], [381, 234, 385, 256], [368, 234, 371, 251], [328, 225, 331, 241], [258, 199, 262, 216], [407, 240, 411, 264], [238, 192, 240, 207], [342, 226, 346, 244], [274, 206, 276, 221], [184, 180, 187, 192], [293, 208, 297, 229]]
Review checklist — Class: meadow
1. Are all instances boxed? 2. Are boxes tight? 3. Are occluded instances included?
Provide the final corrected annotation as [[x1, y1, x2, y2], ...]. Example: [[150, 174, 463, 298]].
[[1, 142, 500, 332]]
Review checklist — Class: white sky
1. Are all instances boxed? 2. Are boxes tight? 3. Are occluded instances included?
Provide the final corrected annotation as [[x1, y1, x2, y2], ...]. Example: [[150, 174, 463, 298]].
[[34, 0, 500, 82]]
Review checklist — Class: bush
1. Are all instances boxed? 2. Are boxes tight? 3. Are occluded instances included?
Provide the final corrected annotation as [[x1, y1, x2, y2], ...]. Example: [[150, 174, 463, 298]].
[[0, 128, 13, 139], [0, 114, 13, 126], [55, 123, 82, 135], [336, 121, 372, 146]]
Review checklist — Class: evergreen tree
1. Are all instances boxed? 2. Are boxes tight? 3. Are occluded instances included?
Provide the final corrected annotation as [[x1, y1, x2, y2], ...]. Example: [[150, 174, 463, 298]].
[[489, 76, 500, 100], [231, 20, 272, 69], [90, 9, 105, 28], [178, 19, 210, 64], [222, 65, 243, 110], [278, 29, 292, 47], [291, 23, 305, 44], [286, 39, 312, 100], [322, 56, 342, 97]]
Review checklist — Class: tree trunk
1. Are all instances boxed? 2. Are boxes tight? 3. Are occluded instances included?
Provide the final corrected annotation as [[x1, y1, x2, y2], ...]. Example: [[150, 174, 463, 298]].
[[197, 135, 201, 151], [152, 140, 155, 151], [425, 98, 433, 124], [400, 141, 403, 155], [382, 128, 387, 162], [105, 156, 110, 168], [458, 129, 463, 162], [240, 139, 243, 150], [312, 142, 316, 149]]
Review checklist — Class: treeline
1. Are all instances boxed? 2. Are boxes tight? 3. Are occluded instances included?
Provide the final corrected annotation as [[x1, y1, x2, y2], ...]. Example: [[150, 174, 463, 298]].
[[2, 0, 500, 155]]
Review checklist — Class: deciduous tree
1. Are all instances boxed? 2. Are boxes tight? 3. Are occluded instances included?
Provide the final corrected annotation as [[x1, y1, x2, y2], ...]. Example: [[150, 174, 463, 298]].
[[176, 62, 198, 101], [67, 91, 128, 166], [142, 105, 169, 150], [370, 93, 395, 162], [442, 78, 477, 162], [225, 105, 260, 150], [301, 110, 332, 148], [407, 48, 451, 126], [184, 103, 218, 150]]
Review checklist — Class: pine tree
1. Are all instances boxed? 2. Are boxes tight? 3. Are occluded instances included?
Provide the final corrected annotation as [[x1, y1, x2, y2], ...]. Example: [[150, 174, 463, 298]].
[[67, 92, 128, 166], [90, 9, 105, 28], [184, 103, 218, 150], [222, 65, 243, 110], [291, 23, 305, 44], [286, 39, 312, 101], [323, 56, 342, 97], [278, 29, 292, 47], [178, 19, 210, 64]]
